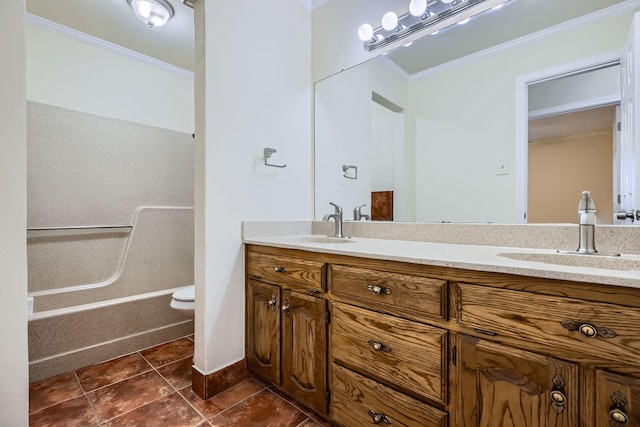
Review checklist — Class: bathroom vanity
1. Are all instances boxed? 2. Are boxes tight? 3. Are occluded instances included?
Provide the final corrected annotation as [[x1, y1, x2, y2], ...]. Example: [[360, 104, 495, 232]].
[[244, 235, 640, 427]]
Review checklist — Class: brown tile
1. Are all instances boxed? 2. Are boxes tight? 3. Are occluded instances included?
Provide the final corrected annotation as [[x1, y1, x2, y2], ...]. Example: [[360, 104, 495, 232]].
[[29, 396, 98, 427], [187, 334, 194, 342], [157, 356, 193, 390], [140, 338, 193, 368], [101, 392, 204, 427], [76, 353, 152, 392], [180, 379, 265, 419], [208, 390, 307, 427], [29, 371, 83, 413], [192, 359, 250, 400], [87, 370, 173, 422]]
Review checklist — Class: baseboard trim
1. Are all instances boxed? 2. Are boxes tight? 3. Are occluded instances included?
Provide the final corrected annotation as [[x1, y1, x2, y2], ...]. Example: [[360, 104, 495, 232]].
[[191, 359, 251, 400]]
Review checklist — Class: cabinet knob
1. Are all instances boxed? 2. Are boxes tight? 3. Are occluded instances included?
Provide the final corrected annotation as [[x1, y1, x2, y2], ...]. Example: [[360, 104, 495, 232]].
[[367, 410, 392, 424], [550, 375, 567, 414], [368, 284, 391, 296], [560, 320, 617, 339], [282, 298, 290, 316], [274, 266, 286, 273], [268, 293, 277, 311], [610, 391, 629, 426], [368, 339, 391, 353], [610, 409, 629, 425]]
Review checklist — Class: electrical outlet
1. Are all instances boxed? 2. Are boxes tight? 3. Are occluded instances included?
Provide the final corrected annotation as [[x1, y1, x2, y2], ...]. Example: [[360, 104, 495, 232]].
[[27, 297, 34, 316]]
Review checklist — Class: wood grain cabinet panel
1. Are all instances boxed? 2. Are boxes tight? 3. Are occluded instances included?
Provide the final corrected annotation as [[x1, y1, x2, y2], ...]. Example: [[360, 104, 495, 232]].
[[456, 335, 579, 427], [331, 302, 447, 404], [331, 263, 447, 321], [246, 280, 281, 385], [247, 250, 326, 291], [595, 369, 640, 427], [282, 290, 328, 414], [456, 282, 640, 365], [330, 363, 448, 427]]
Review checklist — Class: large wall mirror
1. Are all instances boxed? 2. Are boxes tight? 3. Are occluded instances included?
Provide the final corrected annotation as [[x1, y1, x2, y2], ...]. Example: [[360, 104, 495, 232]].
[[314, 0, 637, 224]]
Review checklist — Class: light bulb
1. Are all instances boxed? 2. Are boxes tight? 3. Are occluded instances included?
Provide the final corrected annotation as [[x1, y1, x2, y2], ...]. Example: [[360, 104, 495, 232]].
[[128, 0, 173, 28], [441, 0, 455, 3], [457, 17, 470, 25], [430, 30, 439, 35], [381, 12, 398, 31], [409, 0, 428, 17], [358, 24, 374, 41]]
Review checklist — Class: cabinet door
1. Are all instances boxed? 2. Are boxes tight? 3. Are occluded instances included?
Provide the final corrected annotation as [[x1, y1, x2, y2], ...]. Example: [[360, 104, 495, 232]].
[[455, 335, 578, 427], [246, 280, 281, 384], [282, 290, 328, 414], [595, 370, 640, 427]]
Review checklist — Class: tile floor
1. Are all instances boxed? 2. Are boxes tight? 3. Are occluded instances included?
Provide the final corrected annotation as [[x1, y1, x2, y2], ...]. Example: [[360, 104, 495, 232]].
[[29, 336, 332, 427]]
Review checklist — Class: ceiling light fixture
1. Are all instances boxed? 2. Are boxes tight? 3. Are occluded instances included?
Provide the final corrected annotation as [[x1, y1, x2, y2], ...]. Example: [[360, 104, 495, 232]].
[[128, 0, 174, 28], [358, 0, 512, 51]]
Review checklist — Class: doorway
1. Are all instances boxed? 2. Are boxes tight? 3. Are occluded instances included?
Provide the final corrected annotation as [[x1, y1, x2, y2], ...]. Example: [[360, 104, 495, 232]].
[[515, 53, 622, 223]]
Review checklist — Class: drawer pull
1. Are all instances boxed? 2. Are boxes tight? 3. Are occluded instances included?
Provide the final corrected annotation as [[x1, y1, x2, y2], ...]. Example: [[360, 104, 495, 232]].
[[560, 320, 617, 339], [368, 285, 392, 296], [268, 293, 277, 311], [367, 410, 392, 424], [274, 266, 287, 273], [610, 391, 629, 426], [550, 375, 567, 414], [367, 339, 392, 353], [282, 298, 290, 316]]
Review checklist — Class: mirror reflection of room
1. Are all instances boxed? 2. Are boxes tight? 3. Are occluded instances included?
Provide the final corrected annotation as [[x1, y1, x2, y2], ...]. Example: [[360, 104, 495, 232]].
[[314, 0, 637, 225], [527, 64, 620, 224]]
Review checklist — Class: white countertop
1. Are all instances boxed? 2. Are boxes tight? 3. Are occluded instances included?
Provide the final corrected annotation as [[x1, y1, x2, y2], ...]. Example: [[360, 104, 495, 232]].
[[244, 234, 640, 289]]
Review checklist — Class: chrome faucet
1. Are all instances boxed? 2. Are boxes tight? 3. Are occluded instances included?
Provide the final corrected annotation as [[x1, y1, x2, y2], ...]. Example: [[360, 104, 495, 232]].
[[577, 191, 597, 254], [353, 204, 370, 221], [322, 202, 344, 238]]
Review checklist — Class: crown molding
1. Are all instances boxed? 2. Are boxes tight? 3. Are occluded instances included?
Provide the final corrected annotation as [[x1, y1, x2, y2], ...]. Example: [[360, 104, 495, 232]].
[[26, 13, 194, 80], [409, 0, 640, 80]]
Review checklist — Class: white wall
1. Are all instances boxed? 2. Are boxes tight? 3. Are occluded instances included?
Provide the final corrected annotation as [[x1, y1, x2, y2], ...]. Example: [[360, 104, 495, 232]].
[[0, 0, 29, 425], [410, 12, 633, 223], [194, 0, 312, 374], [26, 22, 193, 133]]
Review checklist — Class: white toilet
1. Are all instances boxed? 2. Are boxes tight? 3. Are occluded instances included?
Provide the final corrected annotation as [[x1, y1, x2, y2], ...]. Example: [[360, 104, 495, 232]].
[[170, 285, 195, 319]]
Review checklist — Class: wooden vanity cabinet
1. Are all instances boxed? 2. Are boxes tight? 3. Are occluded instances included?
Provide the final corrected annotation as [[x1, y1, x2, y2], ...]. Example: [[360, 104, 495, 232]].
[[454, 334, 579, 427], [245, 246, 329, 414], [245, 244, 640, 427]]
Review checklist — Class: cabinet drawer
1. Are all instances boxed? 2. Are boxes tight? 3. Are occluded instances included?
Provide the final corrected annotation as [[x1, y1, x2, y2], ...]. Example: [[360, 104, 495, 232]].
[[247, 249, 325, 291], [456, 282, 640, 365], [330, 363, 447, 427], [331, 302, 447, 404], [330, 264, 447, 321]]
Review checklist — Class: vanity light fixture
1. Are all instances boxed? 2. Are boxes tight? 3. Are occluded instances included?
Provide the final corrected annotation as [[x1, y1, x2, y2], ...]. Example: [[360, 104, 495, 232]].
[[358, 0, 512, 51], [127, 0, 174, 28]]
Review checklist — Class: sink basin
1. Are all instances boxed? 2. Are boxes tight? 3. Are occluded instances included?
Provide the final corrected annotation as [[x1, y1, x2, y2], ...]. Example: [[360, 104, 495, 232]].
[[498, 252, 640, 271], [296, 236, 355, 244]]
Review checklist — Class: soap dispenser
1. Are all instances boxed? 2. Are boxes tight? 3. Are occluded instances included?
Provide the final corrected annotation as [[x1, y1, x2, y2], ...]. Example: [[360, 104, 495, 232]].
[[577, 191, 597, 254]]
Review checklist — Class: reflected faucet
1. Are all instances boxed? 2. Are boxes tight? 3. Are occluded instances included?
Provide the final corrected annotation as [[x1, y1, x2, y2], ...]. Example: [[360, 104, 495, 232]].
[[353, 204, 370, 221], [577, 191, 597, 254], [322, 202, 344, 238]]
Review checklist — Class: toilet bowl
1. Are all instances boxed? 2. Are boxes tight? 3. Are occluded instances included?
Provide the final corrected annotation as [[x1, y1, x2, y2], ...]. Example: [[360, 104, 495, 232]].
[[170, 285, 195, 319]]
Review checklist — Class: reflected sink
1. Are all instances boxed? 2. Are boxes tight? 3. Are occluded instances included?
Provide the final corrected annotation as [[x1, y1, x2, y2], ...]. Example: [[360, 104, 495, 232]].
[[498, 252, 640, 271], [296, 236, 355, 244]]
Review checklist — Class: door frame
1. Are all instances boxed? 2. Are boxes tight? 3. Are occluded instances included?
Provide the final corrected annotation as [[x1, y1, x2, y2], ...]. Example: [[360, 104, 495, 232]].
[[514, 50, 623, 223]]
